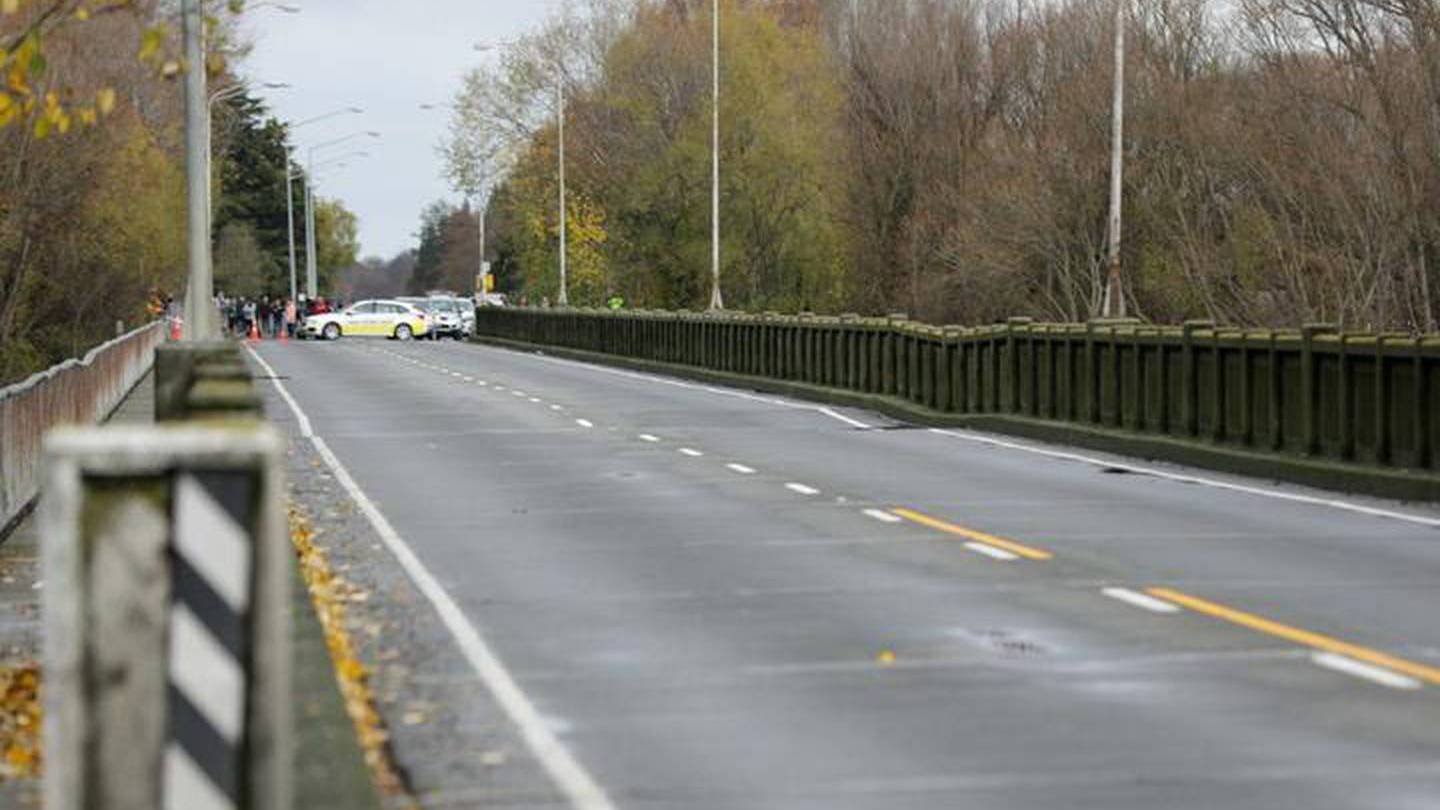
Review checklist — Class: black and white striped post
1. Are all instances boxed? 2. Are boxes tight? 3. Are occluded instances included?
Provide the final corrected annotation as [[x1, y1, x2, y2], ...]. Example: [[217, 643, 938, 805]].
[[42, 425, 290, 810]]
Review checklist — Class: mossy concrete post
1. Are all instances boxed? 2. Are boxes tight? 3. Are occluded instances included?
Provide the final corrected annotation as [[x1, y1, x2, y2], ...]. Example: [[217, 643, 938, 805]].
[[1376, 334, 1401, 467], [42, 425, 290, 810], [1302, 324, 1338, 456], [1181, 321, 1214, 438], [1416, 338, 1433, 470]]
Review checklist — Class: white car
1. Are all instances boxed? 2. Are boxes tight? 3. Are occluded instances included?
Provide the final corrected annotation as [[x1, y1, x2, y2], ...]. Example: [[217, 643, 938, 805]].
[[301, 300, 431, 341]]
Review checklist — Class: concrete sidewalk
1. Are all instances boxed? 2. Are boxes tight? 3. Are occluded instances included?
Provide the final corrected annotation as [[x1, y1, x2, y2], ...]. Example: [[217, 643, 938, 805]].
[[0, 370, 384, 809]]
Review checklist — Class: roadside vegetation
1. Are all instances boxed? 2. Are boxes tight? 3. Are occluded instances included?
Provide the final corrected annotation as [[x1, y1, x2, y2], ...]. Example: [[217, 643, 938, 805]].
[[0, 0, 357, 384], [437, 0, 1440, 333]]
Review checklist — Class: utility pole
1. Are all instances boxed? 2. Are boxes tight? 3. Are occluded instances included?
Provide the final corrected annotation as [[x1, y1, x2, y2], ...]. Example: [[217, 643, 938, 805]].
[[181, 0, 212, 339], [1103, 0, 1127, 319], [285, 165, 299, 301], [709, 0, 724, 311]]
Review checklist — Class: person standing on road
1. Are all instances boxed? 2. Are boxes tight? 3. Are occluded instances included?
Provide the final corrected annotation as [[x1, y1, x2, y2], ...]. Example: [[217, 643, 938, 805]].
[[284, 298, 298, 338]]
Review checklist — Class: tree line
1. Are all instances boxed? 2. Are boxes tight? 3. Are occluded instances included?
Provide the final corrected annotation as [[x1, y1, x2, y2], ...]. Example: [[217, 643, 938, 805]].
[[435, 0, 1440, 333], [0, 1, 358, 384]]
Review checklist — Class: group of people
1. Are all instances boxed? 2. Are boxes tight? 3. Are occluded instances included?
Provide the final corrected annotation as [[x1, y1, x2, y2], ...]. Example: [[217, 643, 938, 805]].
[[218, 293, 333, 339]]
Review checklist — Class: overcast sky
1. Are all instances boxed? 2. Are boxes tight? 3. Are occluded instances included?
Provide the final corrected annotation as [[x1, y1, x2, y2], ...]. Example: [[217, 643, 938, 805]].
[[242, 1, 556, 259]]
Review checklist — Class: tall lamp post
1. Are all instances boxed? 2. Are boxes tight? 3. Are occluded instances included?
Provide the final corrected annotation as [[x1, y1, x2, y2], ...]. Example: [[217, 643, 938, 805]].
[[304, 131, 380, 297], [709, 0, 724, 311], [181, 0, 209, 338], [1103, 0, 1127, 319], [284, 107, 364, 301]]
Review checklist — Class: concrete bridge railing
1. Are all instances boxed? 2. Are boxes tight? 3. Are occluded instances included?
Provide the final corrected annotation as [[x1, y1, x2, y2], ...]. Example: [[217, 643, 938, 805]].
[[1, 321, 165, 533], [475, 308, 1440, 500]]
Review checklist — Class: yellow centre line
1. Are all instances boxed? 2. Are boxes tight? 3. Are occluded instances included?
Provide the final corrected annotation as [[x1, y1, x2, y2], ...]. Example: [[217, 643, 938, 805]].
[[1148, 587, 1440, 687], [890, 508, 1054, 560]]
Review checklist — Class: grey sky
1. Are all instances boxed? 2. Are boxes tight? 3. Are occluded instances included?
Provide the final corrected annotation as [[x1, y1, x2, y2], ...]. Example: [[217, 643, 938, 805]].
[[241, 1, 555, 259]]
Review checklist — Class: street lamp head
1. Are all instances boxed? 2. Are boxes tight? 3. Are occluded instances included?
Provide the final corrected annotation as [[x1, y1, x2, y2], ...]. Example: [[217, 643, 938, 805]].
[[261, 82, 291, 90]]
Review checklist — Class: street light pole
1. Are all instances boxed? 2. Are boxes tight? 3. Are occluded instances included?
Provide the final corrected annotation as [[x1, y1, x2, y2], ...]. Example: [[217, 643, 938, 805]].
[[181, 0, 211, 339], [1103, 0, 1127, 319], [285, 107, 364, 303], [709, 0, 724, 311], [303, 131, 379, 297], [557, 70, 568, 307]]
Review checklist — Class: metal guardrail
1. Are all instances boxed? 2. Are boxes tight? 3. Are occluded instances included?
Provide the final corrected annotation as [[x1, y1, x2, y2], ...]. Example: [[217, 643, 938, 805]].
[[475, 308, 1440, 495], [0, 321, 165, 534]]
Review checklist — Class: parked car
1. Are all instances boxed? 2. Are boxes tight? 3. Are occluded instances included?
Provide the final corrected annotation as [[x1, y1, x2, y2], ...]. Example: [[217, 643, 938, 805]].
[[423, 296, 466, 340], [301, 299, 430, 341], [435, 295, 475, 338]]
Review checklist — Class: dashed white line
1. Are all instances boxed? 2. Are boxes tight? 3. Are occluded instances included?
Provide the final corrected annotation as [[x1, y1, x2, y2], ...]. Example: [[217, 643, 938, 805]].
[[530, 397, 543, 404], [638, 434, 661, 443], [477, 381, 488, 386], [726, 463, 757, 475], [678, 448, 704, 457], [1102, 587, 1181, 614], [494, 386, 507, 392], [1311, 652, 1422, 690], [575, 419, 594, 428], [550, 404, 563, 411], [512, 391, 527, 398], [862, 508, 902, 524], [965, 542, 1019, 561], [785, 483, 820, 496]]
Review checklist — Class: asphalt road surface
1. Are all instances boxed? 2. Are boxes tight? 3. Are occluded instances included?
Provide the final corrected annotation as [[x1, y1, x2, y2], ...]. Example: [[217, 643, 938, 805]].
[[252, 336, 1440, 810]]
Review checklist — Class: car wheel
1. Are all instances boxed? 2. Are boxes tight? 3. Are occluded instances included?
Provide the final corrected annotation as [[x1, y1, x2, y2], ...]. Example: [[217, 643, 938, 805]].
[[395, 324, 414, 341], [322, 323, 341, 341]]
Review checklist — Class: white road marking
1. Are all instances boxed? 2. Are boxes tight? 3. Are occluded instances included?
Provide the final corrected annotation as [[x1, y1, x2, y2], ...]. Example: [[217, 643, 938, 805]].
[[464, 377, 476, 382], [246, 345, 618, 810], [928, 428, 1440, 530], [494, 386, 507, 392], [451, 372, 464, 378], [965, 542, 1019, 561], [638, 434, 661, 443], [513, 391, 527, 398], [1311, 652, 1422, 690], [678, 448, 704, 457], [550, 404, 563, 411], [727, 463, 757, 475], [530, 397, 543, 403], [785, 483, 820, 496], [1102, 587, 1181, 614], [477, 380, 488, 386], [576, 419, 594, 428], [862, 508, 902, 524], [530, 353, 872, 429]]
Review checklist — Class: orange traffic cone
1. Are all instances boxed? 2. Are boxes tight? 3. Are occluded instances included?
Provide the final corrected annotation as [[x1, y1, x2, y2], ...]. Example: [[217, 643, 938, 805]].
[[169, 316, 183, 341], [248, 321, 261, 342], [278, 325, 289, 343]]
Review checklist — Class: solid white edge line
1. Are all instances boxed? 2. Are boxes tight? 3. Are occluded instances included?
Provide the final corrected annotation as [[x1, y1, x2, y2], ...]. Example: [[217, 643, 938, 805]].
[[726, 463, 757, 475], [1101, 587, 1181, 614], [1311, 652, 1422, 690], [964, 542, 1019, 561], [785, 483, 819, 496], [862, 508, 902, 524], [245, 345, 618, 810], [928, 428, 1440, 530]]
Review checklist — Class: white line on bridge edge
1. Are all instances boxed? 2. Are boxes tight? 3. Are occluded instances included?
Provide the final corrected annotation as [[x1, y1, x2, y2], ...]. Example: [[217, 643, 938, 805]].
[[964, 542, 1018, 561], [1311, 652, 1422, 690], [245, 346, 618, 810], [726, 463, 757, 475], [785, 483, 820, 496], [862, 508, 902, 524], [927, 428, 1440, 530], [508, 346, 1440, 530], [529, 353, 873, 429], [1101, 587, 1181, 614]]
